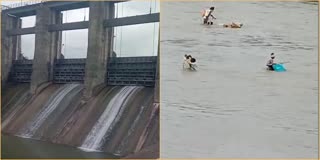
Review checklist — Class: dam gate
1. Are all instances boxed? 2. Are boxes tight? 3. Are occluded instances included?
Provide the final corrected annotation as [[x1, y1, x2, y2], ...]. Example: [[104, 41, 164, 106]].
[[8, 56, 157, 86], [2, 1, 160, 92]]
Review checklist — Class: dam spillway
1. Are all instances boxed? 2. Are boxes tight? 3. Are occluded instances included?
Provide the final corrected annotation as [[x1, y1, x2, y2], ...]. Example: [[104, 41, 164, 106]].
[[18, 84, 82, 138], [79, 86, 142, 152], [2, 83, 158, 157]]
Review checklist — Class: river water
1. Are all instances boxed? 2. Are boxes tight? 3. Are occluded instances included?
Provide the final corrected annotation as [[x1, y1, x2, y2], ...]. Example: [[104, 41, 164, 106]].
[[1, 135, 118, 159], [160, 1, 318, 158]]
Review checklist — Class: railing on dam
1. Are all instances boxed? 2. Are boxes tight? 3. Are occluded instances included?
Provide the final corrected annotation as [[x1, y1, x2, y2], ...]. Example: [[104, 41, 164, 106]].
[[53, 59, 86, 83], [106, 56, 157, 87], [1, 0, 46, 11], [8, 60, 33, 83], [8, 56, 157, 86]]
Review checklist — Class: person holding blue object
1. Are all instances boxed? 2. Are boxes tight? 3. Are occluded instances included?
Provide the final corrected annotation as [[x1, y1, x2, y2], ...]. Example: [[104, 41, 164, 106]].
[[266, 53, 276, 70]]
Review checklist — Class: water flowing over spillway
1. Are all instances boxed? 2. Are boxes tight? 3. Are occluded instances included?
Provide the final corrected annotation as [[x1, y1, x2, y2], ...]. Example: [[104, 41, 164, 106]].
[[2, 83, 158, 157], [79, 86, 142, 151], [17, 84, 81, 138]]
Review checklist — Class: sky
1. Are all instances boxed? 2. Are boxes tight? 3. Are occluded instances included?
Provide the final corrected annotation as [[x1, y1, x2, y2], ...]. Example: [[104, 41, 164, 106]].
[[1, 0, 160, 59]]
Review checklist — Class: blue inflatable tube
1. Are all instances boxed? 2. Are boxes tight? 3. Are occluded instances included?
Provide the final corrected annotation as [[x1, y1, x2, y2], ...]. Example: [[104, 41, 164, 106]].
[[272, 64, 286, 72]]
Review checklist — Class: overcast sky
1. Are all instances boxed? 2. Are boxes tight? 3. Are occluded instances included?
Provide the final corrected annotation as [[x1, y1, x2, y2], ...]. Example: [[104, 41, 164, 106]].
[[1, 0, 160, 59]]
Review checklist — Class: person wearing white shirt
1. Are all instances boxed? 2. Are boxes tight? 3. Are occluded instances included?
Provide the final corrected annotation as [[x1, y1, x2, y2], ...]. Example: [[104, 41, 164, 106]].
[[202, 7, 216, 25]]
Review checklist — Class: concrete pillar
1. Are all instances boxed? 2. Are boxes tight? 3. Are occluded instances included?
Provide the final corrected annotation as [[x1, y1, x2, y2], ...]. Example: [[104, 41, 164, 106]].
[[1, 13, 20, 85], [50, 12, 62, 60], [10, 18, 21, 61], [49, 11, 62, 80], [16, 19, 22, 60], [84, 1, 114, 98], [154, 29, 160, 103], [56, 13, 63, 59], [30, 6, 55, 93], [105, 4, 115, 57]]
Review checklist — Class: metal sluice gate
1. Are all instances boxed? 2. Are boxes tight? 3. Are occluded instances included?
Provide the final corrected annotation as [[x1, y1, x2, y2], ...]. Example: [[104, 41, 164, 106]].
[[8, 56, 157, 87]]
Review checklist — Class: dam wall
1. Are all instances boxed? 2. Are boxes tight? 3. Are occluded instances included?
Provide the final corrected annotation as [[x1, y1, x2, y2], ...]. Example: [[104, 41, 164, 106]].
[[1, 1, 160, 158], [2, 83, 158, 157], [1, 1, 160, 97]]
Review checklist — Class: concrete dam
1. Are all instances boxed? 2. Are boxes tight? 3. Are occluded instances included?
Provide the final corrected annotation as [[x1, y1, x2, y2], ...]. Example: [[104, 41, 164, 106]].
[[1, 1, 159, 158]]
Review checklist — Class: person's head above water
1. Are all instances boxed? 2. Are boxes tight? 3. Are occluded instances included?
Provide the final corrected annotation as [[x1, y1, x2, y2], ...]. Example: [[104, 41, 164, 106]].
[[271, 53, 275, 59], [210, 6, 215, 10]]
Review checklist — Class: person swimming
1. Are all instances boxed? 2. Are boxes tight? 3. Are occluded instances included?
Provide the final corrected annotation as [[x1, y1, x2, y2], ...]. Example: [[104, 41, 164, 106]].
[[223, 22, 243, 28]]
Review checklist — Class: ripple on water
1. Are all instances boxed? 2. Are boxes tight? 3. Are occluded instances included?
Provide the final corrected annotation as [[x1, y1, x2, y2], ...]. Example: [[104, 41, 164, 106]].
[[161, 39, 196, 44]]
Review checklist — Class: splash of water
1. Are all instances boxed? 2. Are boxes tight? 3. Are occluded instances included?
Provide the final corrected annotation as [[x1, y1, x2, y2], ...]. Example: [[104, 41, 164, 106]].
[[79, 86, 141, 152], [17, 84, 80, 138]]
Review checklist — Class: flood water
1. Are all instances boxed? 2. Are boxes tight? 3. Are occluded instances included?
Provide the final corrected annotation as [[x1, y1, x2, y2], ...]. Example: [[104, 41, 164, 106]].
[[160, 2, 318, 158]]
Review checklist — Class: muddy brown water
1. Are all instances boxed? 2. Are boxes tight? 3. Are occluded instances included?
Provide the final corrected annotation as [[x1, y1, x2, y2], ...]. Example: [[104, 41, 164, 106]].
[[160, 1, 318, 158], [1, 134, 119, 159]]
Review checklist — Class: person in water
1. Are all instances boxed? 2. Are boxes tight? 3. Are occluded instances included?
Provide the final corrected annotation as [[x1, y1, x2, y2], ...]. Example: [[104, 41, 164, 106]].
[[266, 53, 276, 70], [184, 54, 188, 60], [183, 54, 197, 69], [202, 7, 216, 25], [223, 22, 243, 28]]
